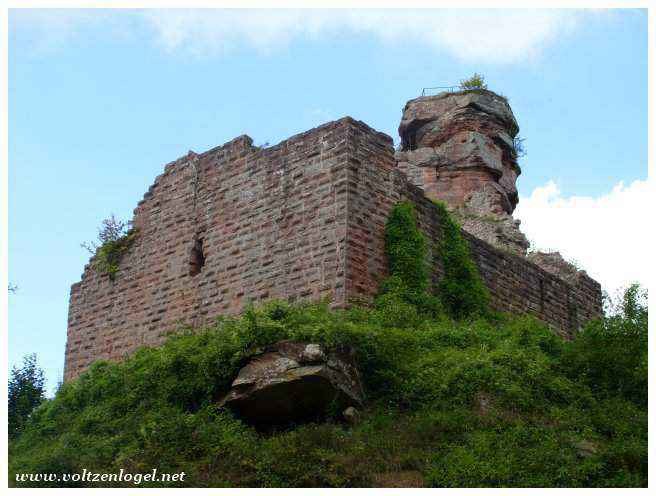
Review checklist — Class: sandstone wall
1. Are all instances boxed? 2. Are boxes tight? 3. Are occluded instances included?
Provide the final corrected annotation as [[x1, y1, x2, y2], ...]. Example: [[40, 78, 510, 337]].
[[343, 120, 602, 337], [65, 120, 353, 381], [65, 118, 603, 380]]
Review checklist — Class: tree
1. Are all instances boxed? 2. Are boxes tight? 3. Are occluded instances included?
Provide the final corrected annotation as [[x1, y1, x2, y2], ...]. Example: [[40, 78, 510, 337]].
[[8, 354, 46, 439], [81, 214, 137, 280], [81, 213, 129, 255], [564, 283, 648, 405], [459, 73, 487, 91]]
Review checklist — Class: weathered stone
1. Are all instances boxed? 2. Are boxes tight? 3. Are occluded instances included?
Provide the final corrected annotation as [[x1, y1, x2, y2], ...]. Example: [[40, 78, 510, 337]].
[[574, 439, 599, 458], [395, 90, 531, 255], [219, 341, 363, 425], [527, 251, 587, 286], [397, 90, 520, 215], [399, 91, 518, 143], [343, 406, 361, 426], [394, 147, 438, 167], [65, 95, 603, 380], [451, 187, 530, 256]]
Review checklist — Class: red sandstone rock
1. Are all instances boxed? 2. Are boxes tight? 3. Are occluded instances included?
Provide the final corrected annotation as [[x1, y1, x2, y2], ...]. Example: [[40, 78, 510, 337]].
[[218, 341, 363, 425], [396, 90, 528, 254], [397, 90, 520, 214], [527, 251, 588, 285]]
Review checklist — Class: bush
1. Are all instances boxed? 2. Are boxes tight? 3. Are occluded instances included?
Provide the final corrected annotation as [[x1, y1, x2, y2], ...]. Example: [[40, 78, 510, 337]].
[[562, 283, 647, 406], [512, 135, 527, 159], [8, 354, 46, 439], [8, 285, 647, 487], [81, 215, 138, 280], [459, 73, 487, 91]]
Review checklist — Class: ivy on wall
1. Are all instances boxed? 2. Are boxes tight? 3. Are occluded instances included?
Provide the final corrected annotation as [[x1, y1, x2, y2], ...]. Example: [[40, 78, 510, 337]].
[[432, 200, 489, 319], [380, 200, 489, 321]]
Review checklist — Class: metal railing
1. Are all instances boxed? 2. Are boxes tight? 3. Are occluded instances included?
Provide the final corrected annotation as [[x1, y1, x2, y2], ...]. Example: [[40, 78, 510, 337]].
[[421, 86, 460, 96]]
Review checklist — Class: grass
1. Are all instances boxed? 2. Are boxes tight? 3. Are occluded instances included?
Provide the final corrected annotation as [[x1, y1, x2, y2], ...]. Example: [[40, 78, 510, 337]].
[[9, 204, 646, 488], [8, 291, 648, 487]]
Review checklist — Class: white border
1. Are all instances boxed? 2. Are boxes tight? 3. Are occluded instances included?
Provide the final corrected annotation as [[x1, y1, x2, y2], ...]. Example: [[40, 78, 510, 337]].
[[2, 1, 653, 494]]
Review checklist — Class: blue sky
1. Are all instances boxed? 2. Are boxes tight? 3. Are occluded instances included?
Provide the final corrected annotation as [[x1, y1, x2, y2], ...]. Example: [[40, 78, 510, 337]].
[[8, 9, 648, 392]]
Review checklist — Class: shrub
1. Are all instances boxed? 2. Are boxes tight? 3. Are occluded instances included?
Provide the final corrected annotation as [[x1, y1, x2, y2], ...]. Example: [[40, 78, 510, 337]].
[[562, 283, 648, 406], [512, 135, 527, 159], [82, 215, 138, 280], [8, 291, 647, 487], [8, 354, 46, 439], [459, 73, 487, 91]]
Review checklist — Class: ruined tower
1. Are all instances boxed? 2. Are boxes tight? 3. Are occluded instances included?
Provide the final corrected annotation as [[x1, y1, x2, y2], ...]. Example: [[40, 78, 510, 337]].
[[64, 93, 603, 381]]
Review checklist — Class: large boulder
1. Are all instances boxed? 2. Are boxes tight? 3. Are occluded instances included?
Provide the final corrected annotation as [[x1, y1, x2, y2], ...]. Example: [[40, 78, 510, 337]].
[[219, 341, 363, 425]]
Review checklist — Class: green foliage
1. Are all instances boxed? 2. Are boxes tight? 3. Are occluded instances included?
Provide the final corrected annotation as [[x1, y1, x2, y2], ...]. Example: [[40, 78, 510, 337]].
[[95, 229, 138, 280], [9, 285, 647, 487], [432, 201, 489, 319], [459, 73, 487, 91], [383, 202, 428, 293], [9, 354, 46, 440], [378, 202, 441, 318], [82, 215, 138, 280], [512, 135, 527, 159], [563, 283, 648, 406], [379, 201, 488, 321]]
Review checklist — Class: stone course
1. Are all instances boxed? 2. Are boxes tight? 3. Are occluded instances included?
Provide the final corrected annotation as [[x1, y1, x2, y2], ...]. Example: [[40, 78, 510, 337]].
[[65, 101, 603, 381]]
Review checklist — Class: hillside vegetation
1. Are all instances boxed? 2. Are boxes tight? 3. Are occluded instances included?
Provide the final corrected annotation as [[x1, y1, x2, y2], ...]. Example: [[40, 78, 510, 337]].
[[9, 204, 648, 488]]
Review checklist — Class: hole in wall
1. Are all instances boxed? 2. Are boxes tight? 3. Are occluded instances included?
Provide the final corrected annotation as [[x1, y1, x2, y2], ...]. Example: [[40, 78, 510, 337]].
[[189, 237, 206, 276]]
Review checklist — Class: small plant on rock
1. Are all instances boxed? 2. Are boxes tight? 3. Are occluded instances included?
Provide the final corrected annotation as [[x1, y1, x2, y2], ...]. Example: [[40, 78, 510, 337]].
[[512, 135, 527, 159], [81, 214, 137, 281], [459, 73, 488, 91]]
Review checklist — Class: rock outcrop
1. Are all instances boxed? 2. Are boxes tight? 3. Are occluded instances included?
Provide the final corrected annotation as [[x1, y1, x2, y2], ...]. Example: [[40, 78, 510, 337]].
[[527, 251, 588, 286], [219, 341, 363, 425], [396, 90, 530, 255]]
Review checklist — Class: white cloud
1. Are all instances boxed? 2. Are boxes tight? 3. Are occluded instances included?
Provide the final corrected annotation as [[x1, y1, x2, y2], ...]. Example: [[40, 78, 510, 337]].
[[142, 9, 585, 63], [515, 179, 652, 296], [11, 8, 600, 64]]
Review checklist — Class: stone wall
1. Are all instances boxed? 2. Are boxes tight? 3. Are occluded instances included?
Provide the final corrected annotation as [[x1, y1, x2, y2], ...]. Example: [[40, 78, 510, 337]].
[[65, 117, 603, 380], [65, 119, 354, 381], [342, 119, 602, 336]]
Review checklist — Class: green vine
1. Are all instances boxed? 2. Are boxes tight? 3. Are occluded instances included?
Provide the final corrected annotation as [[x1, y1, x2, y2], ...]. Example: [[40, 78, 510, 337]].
[[378, 202, 441, 318], [379, 201, 489, 321], [432, 200, 489, 319], [384, 202, 429, 294]]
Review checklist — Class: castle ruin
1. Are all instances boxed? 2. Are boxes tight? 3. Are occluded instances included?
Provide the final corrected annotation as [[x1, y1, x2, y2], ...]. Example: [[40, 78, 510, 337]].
[[64, 90, 602, 381]]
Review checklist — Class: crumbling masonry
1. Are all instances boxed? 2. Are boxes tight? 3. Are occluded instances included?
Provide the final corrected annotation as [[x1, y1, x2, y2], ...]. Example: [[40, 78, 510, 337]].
[[65, 90, 602, 381]]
